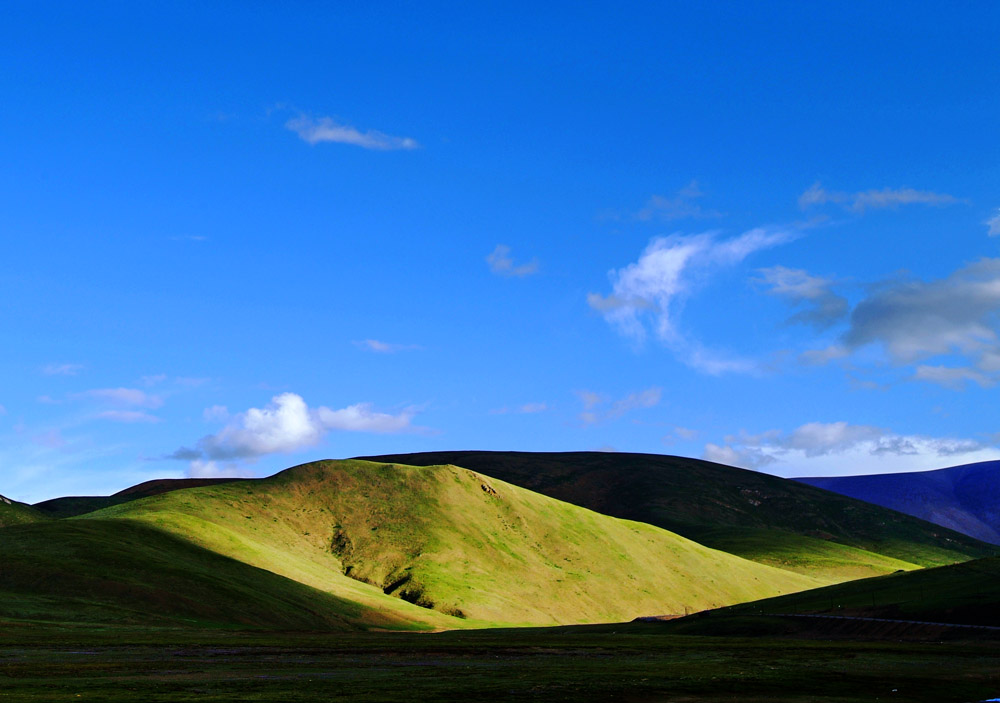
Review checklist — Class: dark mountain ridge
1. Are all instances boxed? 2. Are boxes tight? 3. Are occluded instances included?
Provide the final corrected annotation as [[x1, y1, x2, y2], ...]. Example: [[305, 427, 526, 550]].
[[797, 460, 1000, 544]]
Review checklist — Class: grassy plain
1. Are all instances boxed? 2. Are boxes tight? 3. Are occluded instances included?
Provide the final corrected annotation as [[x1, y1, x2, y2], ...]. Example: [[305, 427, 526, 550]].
[[0, 623, 998, 702]]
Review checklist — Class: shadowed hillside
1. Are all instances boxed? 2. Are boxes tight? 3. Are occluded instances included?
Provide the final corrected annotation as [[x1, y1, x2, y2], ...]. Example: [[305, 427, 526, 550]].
[[699, 555, 1000, 629], [361, 451, 994, 582], [798, 461, 1000, 545], [0, 519, 374, 629], [90, 459, 819, 627], [0, 495, 47, 527]]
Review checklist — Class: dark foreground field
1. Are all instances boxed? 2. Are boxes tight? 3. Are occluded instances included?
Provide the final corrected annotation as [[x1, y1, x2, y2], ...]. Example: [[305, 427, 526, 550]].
[[2, 622, 999, 702]]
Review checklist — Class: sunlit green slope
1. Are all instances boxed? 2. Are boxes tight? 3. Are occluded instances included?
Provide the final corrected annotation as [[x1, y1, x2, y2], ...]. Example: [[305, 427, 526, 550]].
[[93, 460, 821, 627]]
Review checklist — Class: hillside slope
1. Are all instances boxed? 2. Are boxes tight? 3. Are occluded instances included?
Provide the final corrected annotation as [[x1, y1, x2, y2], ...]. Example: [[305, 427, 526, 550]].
[[361, 451, 994, 582], [92, 459, 820, 627], [798, 461, 1000, 545], [0, 494, 48, 527]]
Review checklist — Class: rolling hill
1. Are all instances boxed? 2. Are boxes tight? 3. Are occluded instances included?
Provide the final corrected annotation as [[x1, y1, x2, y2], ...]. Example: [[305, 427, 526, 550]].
[[0, 494, 47, 527], [797, 461, 1000, 545], [361, 451, 995, 583], [82, 459, 819, 628]]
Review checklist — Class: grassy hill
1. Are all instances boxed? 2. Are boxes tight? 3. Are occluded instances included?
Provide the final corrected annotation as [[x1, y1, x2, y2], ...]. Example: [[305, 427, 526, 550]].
[[361, 451, 995, 583], [798, 461, 1000, 545], [87, 459, 820, 627], [33, 477, 240, 519], [0, 494, 48, 527]]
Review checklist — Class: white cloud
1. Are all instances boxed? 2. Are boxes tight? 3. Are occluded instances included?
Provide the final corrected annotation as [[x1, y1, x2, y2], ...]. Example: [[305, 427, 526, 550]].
[[577, 387, 661, 424], [96, 410, 161, 423], [172, 393, 424, 463], [42, 363, 83, 376], [316, 402, 417, 433], [798, 182, 963, 213], [704, 420, 1000, 476], [486, 245, 539, 277], [285, 115, 419, 151], [353, 339, 421, 353], [186, 460, 254, 479], [756, 265, 848, 328], [81, 388, 163, 408], [987, 209, 1000, 236], [589, 229, 794, 371], [674, 426, 699, 440]]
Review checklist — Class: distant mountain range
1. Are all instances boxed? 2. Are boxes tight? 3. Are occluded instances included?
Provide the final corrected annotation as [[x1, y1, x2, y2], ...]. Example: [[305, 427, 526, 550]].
[[797, 460, 1000, 545]]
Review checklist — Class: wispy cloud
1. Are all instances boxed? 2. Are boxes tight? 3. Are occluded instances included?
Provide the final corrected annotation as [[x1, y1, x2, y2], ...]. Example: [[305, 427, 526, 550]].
[[203, 405, 229, 422], [987, 209, 1000, 236], [96, 410, 161, 423], [486, 245, 539, 277], [634, 181, 723, 222], [577, 387, 661, 424], [799, 182, 963, 213], [755, 265, 848, 329], [491, 402, 548, 415], [911, 365, 995, 390], [80, 388, 163, 409], [41, 363, 83, 376], [285, 115, 419, 151], [353, 339, 422, 353], [588, 228, 794, 372], [170, 392, 426, 464]]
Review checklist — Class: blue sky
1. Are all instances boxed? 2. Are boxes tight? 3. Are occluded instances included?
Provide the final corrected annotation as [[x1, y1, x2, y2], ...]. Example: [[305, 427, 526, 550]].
[[2, 2, 1000, 502]]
